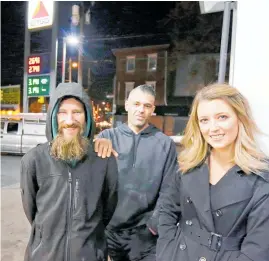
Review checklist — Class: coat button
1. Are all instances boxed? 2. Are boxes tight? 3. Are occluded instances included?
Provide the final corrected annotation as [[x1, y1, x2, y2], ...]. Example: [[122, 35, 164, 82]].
[[215, 210, 223, 217], [185, 220, 192, 226], [186, 197, 192, 203], [179, 243, 186, 250], [199, 257, 207, 261]]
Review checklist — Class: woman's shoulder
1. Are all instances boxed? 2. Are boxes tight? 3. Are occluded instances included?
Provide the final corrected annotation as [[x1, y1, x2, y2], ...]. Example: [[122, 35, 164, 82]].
[[249, 169, 269, 200]]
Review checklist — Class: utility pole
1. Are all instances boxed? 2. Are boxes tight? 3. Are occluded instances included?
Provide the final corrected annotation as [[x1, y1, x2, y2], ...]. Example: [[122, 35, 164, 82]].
[[218, 1, 231, 83], [69, 58, 72, 82], [62, 38, 67, 83], [72, 2, 92, 86], [78, 2, 84, 85], [50, 1, 59, 93]]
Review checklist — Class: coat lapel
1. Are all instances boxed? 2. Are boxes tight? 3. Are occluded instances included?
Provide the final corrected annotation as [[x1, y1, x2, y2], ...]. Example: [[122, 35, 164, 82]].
[[181, 164, 215, 231], [209, 166, 254, 211]]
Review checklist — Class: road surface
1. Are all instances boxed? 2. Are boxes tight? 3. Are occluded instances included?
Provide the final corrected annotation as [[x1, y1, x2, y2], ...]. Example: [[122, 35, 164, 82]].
[[1, 154, 30, 261]]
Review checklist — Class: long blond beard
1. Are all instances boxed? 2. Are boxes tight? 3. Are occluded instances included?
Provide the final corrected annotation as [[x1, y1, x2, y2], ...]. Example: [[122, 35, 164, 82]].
[[50, 126, 89, 162]]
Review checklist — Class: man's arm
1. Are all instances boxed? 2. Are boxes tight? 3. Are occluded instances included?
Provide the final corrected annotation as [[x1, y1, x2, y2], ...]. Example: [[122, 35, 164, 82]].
[[102, 155, 118, 227], [20, 156, 38, 224], [147, 140, 179, 235]]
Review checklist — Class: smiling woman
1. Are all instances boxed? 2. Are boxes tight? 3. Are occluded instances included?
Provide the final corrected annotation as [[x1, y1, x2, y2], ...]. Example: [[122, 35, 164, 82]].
[[179, 83, 268, 175], [197, 99, 239, 153], [156, 83, 269, 261]]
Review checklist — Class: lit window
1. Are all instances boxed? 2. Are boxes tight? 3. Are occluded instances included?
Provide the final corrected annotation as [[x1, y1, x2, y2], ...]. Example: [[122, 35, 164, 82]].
[[147, 53, 157, 71], [125, 82, 135, 99], [126, 56, 135, 72]]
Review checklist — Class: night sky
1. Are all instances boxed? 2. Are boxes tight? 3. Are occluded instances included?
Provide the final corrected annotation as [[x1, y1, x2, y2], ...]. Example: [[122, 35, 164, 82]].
[[1, 1, 222, 101], [1, 1, 175, 97]]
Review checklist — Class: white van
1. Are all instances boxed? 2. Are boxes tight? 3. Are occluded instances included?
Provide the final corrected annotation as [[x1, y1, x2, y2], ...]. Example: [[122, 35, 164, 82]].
[[1, 113, 47, 154]]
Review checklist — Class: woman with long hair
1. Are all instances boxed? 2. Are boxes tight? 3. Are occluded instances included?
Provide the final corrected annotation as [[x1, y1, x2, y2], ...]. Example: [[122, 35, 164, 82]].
[[157, 83, 269, 261]]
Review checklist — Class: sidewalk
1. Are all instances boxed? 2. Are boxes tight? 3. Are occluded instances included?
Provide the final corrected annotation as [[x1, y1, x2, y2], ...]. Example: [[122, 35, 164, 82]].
[[1, 185, 30, 261]]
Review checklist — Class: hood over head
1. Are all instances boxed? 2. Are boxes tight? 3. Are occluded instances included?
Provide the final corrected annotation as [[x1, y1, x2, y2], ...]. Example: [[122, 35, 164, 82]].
[[45, 82, 95, 142]]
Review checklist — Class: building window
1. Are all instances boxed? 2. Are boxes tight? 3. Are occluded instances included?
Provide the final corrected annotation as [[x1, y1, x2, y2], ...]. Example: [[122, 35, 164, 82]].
[[147, 53, 157, 71], [126, 56, 135, 72], [125, 82, 135, 99], [145, 81, 156, 90]]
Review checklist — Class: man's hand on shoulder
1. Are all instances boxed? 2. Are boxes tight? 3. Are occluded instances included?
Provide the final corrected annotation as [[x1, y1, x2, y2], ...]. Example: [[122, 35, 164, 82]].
[[94, 138, 118, 158]]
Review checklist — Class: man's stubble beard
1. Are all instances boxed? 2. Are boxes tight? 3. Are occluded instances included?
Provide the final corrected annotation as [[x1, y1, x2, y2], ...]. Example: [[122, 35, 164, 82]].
[[132, 117, 148, 130], [50, 124, 90, 161]]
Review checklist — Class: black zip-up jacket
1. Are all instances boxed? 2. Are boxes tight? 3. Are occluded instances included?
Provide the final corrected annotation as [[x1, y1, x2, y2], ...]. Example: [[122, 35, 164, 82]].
[[20, 83, 118, 261], [98, 123, 178, 233]]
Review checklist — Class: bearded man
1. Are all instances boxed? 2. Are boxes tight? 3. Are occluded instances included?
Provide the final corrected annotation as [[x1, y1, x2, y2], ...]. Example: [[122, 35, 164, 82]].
[[20, 82, 118, 261]]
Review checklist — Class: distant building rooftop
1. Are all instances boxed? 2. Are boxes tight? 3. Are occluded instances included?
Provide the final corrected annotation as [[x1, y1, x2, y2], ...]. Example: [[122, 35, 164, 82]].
[[112, 44, 170, 55]]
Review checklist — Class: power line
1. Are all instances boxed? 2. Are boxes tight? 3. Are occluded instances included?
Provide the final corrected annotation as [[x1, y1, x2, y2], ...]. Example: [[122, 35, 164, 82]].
[[84, 33, 167, 42], [56, 59, 113, 64], [58, 33, 167, 42]]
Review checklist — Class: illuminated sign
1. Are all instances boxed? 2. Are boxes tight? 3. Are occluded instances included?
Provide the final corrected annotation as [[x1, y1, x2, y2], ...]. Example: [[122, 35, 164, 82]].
[[0, 85, 21, 106], [28, 56, 41, 74], [28, 0, 54, 30], [28, 53, 50, 75], [27, 76, 50, 97]]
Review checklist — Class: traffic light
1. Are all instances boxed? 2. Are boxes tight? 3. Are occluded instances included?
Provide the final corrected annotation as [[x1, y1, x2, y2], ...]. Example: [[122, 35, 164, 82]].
[[0, 90, 3, 101], [37, 96, 44, 103]]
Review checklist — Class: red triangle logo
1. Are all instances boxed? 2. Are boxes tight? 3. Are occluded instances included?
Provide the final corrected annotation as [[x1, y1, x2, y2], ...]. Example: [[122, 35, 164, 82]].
[[32, 1, 49, 19]]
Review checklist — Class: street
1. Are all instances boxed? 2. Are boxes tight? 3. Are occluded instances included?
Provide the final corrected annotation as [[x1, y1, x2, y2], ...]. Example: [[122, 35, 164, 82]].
[[1, 155, 22, 188], [1, 154, 30, 261]]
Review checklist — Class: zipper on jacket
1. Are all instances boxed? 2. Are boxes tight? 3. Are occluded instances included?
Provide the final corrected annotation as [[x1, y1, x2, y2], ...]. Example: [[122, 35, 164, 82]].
[[74, 179, 79, 211], [65, 171, 73, 261], [132, 134, 141, 168], [31, 226, 42, 257]]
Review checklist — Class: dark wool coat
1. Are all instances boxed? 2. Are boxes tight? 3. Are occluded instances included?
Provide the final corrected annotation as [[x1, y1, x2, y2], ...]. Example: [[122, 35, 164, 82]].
[[157, 164, 269, 261]]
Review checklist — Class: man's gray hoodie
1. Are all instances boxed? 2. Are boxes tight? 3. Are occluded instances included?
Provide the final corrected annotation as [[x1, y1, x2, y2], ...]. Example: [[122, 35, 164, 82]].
[[98, 123, 178, 233], [20, 83, 118, 261]]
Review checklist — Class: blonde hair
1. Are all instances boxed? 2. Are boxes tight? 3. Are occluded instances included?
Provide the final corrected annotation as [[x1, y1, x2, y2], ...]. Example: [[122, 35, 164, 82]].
[[179, 83, 269, 174]]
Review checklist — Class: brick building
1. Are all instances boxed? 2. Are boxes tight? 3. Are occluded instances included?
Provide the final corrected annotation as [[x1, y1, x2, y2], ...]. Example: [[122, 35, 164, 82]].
[[111, 44, 223, 135], [112, 44, 170, 106]]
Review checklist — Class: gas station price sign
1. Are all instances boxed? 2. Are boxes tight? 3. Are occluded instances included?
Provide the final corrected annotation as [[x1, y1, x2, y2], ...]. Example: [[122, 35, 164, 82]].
[[28, 53, 50, 75], [27, 75, 50, 97]]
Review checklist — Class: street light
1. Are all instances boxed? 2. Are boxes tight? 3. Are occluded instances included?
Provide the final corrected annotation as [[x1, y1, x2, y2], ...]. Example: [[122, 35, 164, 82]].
[[66, 35, 79, 45], [62, 35, 80, 83], [72, 62, 78, 68]]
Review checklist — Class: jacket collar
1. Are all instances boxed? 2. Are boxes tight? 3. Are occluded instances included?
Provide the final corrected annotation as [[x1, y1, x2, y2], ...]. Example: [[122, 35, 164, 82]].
[[233, 164, 269, 183], [118, 123, 158, 136], [181, 163, 255, 232]]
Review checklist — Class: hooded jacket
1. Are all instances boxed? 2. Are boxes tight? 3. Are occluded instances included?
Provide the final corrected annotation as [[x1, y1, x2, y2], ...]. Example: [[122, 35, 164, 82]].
[[98, 123, 178, 233], [20, 83, 118, 261]]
